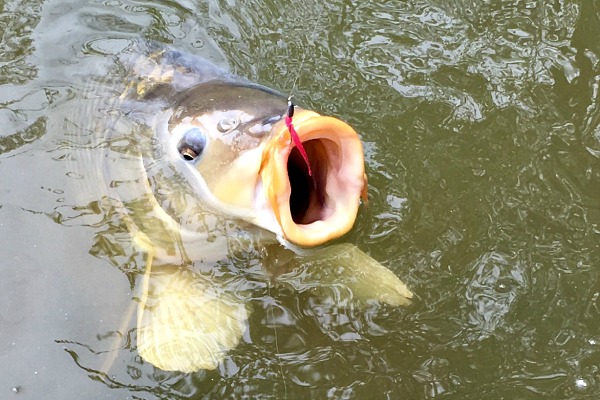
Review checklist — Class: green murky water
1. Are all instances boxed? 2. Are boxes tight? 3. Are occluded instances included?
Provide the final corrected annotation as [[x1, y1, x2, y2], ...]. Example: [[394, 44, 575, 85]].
[[1, 0, 599, 398]]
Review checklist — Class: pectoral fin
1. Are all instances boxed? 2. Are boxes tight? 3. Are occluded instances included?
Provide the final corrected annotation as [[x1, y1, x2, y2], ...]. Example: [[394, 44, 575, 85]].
[[269, 243, 413, 306], [136, 266, 249, 373]]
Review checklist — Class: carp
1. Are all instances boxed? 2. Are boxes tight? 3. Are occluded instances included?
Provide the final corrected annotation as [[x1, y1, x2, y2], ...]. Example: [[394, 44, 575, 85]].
[[84, 41, 412, 373]]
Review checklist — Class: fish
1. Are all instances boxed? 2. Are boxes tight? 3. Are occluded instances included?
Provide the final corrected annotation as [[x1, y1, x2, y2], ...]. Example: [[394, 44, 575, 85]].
[[90, 40, 412, 373]]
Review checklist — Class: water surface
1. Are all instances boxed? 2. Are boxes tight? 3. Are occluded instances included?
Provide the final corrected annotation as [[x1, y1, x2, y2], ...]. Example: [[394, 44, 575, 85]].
[[1, 0, 599, 398]]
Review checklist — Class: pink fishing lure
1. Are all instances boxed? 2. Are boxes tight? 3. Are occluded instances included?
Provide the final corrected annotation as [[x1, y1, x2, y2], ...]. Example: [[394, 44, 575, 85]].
[[285, 99, 312, 176]]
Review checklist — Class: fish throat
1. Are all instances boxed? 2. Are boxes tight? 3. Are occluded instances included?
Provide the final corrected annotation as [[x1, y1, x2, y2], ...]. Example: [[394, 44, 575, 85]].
[[287, 139, 332, 225]]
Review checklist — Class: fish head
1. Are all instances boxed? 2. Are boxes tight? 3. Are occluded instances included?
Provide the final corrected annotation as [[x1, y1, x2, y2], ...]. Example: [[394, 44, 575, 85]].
[[165, 82, 367, 247]]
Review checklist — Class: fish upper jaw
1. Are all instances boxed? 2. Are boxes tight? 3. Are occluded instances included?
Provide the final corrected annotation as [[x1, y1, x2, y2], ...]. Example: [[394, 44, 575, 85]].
[[259, 109, 367, 247]]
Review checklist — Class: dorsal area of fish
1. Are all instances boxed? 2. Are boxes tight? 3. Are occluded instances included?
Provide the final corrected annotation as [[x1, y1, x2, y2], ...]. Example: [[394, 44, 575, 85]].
[[168, 82, 286, 132], [119, 41, 264, 106]]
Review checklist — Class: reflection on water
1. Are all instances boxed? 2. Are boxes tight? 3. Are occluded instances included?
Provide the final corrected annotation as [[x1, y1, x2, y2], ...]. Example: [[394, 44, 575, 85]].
[[0, 116, 46, 154], [463, 251, 527, 341], [1, 0, 600, 398]]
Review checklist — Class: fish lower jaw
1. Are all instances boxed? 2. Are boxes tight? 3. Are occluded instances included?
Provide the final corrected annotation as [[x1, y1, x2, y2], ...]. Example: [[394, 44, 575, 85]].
[[280, 205, 359, 247]]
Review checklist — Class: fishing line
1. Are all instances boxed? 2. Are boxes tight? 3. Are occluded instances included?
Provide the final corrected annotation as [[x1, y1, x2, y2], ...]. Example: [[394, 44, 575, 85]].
[[287, 0, 329, 93], [289, 50, 308, 98], [268, 283, 287, 399], [286, 0, 327, 97], [270, 2, 329, 397], [283, 0, 328, 181]]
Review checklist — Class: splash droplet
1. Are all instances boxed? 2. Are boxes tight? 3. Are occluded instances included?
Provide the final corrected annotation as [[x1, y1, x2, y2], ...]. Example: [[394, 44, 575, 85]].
[[575, 378, 588, 389]]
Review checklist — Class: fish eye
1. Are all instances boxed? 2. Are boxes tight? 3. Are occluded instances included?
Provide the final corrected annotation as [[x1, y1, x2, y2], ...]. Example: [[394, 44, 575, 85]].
[[177, 127, 206, 161]]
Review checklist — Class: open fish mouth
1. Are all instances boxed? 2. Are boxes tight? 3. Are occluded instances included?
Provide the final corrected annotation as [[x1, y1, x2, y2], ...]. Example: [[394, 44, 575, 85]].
[[260, 110, 367, 247]]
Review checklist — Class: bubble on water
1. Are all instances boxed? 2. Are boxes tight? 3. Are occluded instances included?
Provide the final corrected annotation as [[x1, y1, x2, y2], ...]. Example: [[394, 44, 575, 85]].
[[386, 194, 406, 209], [575, 378, 588, 389]]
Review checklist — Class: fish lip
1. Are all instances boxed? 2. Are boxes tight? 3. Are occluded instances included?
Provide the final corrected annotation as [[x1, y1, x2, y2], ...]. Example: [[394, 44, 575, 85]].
[[261, 110, 366, 247]]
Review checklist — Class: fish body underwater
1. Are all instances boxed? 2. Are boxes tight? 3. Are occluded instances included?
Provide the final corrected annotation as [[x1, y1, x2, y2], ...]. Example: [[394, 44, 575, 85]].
[[78, 41, 412, 373]]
